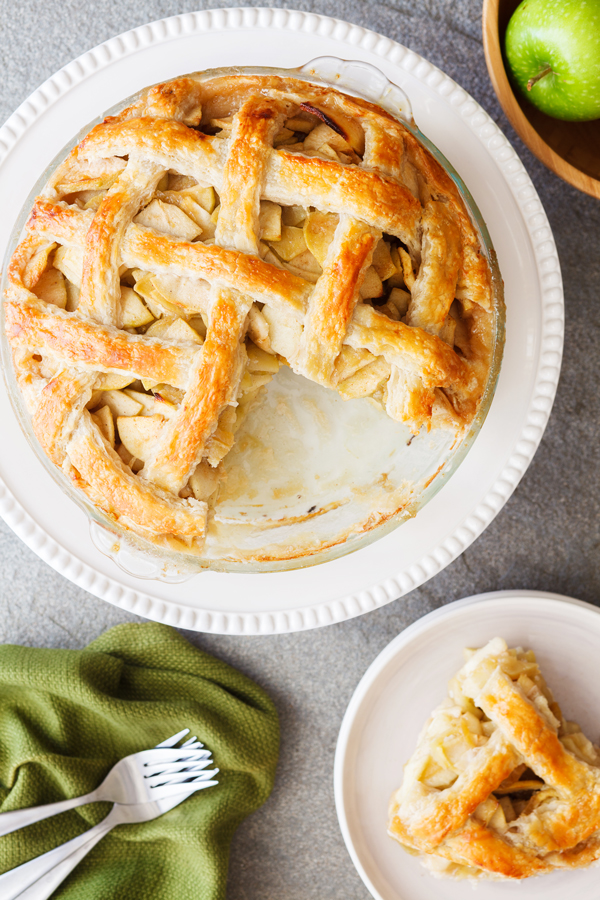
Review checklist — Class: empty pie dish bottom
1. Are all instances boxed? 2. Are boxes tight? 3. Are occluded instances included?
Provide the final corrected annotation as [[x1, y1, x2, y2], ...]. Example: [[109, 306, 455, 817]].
[[0, 58, 504, 576]]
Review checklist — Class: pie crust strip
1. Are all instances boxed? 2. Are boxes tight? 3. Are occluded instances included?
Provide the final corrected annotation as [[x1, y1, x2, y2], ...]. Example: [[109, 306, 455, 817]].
[[143, 95, 285, 493], [4, 297, 196, 390], [67, 413, 207, 541], [296, 216, 379, 385]]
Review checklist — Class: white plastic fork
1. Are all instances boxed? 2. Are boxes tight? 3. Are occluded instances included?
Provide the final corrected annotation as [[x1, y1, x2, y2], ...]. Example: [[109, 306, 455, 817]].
[[5, 786, 218, 900], [0, 728, 217, 837], [0, 729, 218, 900]]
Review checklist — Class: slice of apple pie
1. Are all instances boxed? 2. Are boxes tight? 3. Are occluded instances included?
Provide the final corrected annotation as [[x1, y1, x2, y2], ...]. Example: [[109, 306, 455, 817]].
[[388, 637, 600, 880]]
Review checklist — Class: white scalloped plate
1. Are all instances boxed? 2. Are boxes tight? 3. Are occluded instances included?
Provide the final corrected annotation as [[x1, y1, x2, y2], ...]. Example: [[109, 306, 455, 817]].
[[0, 8, 563, 634], [334, 591, 600, 900]]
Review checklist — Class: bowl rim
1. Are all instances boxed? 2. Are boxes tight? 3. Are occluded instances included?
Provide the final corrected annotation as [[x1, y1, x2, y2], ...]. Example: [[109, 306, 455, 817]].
[[482, 0, 600, 200]]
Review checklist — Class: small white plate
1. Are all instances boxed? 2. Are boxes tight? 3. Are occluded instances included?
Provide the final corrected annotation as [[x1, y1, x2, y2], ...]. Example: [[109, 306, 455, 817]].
[[334, 590, 600, 900], [0, 9, 563, 633]]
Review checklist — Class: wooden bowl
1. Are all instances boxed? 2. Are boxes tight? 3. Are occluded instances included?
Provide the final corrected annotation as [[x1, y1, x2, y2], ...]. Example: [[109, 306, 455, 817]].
[[483, 0, 600, 198]]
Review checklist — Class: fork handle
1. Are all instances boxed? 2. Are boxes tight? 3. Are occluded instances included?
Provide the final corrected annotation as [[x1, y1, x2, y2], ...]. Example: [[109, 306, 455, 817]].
[[0, 808, 115, 900], [0, 790, 98, 838]]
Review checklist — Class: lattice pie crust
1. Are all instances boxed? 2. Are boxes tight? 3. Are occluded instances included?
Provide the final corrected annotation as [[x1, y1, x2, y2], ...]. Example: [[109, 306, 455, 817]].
[[388, 638, 600, 880], [4, 73, 497, 556]]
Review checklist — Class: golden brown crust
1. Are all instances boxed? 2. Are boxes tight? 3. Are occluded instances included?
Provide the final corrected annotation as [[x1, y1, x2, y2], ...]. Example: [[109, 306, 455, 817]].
[[297, 218, 379, 384], [345, 305, 474, 390], [407, 201, 462, 334], [4, 298, 197, 389], [32, 369, 96, 464], [3, 72, 498, 555], [67, 415, 207, 540], [388, 639, 600, 880]]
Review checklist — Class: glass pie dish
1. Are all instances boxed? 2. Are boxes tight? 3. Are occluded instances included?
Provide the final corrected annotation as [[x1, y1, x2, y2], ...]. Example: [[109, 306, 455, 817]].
[[0, 57, 505, 579]]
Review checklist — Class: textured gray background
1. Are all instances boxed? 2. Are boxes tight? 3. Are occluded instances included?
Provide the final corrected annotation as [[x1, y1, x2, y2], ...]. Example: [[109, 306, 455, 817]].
[[1, 0, 600, 897]]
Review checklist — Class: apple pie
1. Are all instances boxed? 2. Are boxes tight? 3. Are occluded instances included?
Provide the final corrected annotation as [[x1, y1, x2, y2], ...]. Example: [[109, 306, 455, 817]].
[[388, 637, 600, 880], [3, 72, 498, 556]]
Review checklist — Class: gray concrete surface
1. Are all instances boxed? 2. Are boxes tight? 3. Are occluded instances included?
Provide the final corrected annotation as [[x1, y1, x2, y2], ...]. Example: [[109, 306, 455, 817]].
[[1, 0, 599, 897]]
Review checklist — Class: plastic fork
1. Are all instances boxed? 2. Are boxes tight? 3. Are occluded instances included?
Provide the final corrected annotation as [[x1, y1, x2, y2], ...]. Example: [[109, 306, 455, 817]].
[[0, 729, 218, 900], [0, 728, 218, 837], [4, 786, 217, 900]]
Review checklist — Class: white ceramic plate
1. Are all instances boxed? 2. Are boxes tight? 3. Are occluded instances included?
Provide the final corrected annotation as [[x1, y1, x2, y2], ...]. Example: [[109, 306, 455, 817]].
[[334, 590, 600, 900], [0, 9, 563, 633]]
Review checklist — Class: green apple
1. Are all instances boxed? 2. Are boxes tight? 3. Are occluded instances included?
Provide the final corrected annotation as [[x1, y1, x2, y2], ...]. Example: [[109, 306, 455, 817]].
[[505, 0, 600, 121]]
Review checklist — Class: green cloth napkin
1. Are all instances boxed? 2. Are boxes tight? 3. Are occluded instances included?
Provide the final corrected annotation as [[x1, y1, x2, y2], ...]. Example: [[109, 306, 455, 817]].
[[0, 622, 279, 899]]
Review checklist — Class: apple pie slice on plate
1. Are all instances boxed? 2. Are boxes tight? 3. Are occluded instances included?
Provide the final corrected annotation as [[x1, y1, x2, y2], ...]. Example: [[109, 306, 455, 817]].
[[388, 637, 600, 880]]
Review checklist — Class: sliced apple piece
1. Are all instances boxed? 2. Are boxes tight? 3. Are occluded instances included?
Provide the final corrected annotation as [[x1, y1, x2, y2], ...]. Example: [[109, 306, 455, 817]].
[[134, 272, 211, 317], [338, 358, 390, 400], [281, 206, 307, 227], [285, 116, 314, 134], [159, 193, 215, 236], [275, 249, 322, 283], [189, 461, 220, 502], [247, 306, 271, 353], [188, 315, 207, 339], [58, 161, 126, 194], [259, 201, 282, 241], [330, 112, 365, 156], [246, 342, 280, 373], [86, 390, 103, 411], [101, 389, 143, 418], [91, 404, 115, 447], [95, 373, 134, 391], [123, 389, 155, 415], [33, 268, 67, 309], [162, 317, 204, 345], [372, 239, 397, 281], [145, 316, 178, 339], [65, 281, 80, 311], [332, 346, 374, 383], [239, 371, 273, 395], [314, 143, 340, 161], [179, 184, 216, 213], [205, 407, 237, 467], [167, 173, 197, 191], [117, 414, 165, 462], [269, 225, 306, 261], [439, 314, 457, 346], [152, 384, 184, 405], [134, 199, 202, 241], [388, 287, 411, 317], [261, 306, 302, 362], [120, 286, 154, 328], [304, 211, 339, 266], [54, 245, 84, 287], [377, 300, 400, 321], [209, 116, 234, 132], [298, 103, 365, 155], [398, 247, 416, 291], [387, 246, 406, 288], [273, 128, 295, 146], [303, 123, 339, 153], [359, 267, 384, 300]]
